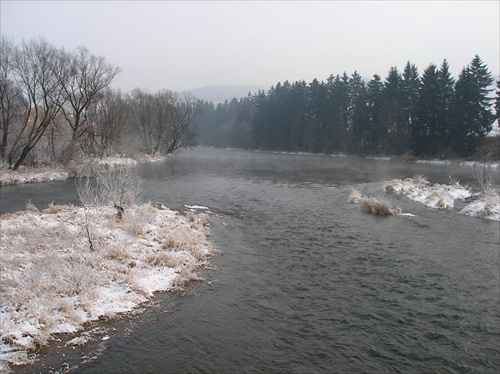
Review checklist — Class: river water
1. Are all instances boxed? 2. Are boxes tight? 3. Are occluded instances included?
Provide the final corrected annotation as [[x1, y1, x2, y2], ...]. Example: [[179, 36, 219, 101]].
[[2, 148, 499, 373]]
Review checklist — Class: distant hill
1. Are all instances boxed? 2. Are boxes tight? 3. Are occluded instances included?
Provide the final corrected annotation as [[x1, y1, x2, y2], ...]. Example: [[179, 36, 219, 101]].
[[184, 85, 267, 103]]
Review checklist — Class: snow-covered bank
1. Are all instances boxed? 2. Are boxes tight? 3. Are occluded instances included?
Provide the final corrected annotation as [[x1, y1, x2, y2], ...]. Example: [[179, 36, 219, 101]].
[[384, 176, 499, 221], [0, 203, 216, 371], [0, 154, 170, 187], [415, 159, 499, 169], [0, 167, 70, 186]]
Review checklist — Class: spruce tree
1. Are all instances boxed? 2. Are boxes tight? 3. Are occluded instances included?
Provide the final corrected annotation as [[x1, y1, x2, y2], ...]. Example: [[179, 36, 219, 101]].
[[436, 59, 455, 150], [325, 74, 350, 153], [452, 55, 494, 156], [307, 78, 328, 152], [382, 67, 405, 154], [402, 61, 420, 138], [414, 63, 440, 155], [366, 74, 384, 153], [494, 79, 500, 121]]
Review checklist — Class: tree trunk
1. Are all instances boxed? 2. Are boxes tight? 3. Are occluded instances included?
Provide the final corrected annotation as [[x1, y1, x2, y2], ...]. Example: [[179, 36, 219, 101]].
[[11, 145, 32, 170]]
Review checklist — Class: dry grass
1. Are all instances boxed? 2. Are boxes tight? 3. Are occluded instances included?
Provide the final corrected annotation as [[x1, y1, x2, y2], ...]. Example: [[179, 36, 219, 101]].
[[43, 202, 73, 214], [0, 202, 217, 370], [412, 174, 428, 185], [360, 196, 394, 215], [25, 200, 39, 213], [146, 252, 180, 268], [348, 188, 400, 216]]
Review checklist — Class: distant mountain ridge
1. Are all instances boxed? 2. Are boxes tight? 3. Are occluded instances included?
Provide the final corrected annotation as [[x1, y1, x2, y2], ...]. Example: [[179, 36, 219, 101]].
[[185, 85, 267, 103]]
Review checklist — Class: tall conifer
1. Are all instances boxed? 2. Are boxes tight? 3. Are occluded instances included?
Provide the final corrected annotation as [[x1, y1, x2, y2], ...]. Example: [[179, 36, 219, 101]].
[[452, 55, 494, 156]]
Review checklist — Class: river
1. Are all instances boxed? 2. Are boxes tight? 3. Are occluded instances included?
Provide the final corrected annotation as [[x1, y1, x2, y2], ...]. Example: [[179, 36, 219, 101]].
[[2, 147, 499, 373]]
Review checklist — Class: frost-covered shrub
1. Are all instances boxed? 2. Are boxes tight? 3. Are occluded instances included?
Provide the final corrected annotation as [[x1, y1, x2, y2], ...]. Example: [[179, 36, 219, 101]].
[[25, 201, 39, 213], [347, 189, 363, 203], [412, 174, 428, 185]]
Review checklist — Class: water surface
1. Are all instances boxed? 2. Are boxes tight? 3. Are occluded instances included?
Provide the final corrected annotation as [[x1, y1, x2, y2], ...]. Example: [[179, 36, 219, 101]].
[[3, 148, 498, 373]]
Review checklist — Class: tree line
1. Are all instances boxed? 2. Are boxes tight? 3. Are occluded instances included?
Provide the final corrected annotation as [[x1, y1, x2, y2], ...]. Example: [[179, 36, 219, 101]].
[[3, 36, 497, 170], [1, 37, 200, 170], [195, 56, 499, 159]]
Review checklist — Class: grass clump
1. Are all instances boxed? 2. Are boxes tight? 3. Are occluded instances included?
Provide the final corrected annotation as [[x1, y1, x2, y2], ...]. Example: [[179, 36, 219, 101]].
[[348, 188, 401, 216], [360, 196, 395, 215]]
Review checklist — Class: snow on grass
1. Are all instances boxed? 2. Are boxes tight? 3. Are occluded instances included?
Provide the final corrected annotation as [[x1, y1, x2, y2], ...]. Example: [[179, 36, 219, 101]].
[[0, 154, 171, 187], [384, 176, 499, 221], [413, 159, 499, 169], [0, 167, 70, 186], [459, 194, 500, 221], [0, 203, 217, 370], [384, 175, 472, 210]]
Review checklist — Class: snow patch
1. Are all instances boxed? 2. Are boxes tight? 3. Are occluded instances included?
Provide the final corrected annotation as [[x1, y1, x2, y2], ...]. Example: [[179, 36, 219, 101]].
[[384, 176, 499, 221]]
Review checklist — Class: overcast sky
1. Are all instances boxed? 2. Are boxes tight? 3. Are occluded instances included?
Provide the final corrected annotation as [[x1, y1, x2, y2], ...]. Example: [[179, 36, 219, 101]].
[[1, 1, 498, 93]]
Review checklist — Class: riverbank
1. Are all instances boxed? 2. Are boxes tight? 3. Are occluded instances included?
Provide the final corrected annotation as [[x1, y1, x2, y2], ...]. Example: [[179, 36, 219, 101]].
[[0, 202, 216, 372], [1, 150, 499, 187], [0, 154, 169, 187]]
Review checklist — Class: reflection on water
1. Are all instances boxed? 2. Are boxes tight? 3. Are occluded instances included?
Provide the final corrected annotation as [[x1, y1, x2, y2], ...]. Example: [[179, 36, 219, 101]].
[[5, 148, 499, 373]]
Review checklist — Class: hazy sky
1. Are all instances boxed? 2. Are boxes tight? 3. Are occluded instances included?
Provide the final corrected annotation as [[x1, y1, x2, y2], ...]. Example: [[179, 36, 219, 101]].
[[1, 1, 499, 93]]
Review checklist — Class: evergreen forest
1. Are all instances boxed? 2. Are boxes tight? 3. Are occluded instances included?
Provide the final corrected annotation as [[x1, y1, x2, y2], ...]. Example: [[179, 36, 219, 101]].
[[195, 56, 499, 160]]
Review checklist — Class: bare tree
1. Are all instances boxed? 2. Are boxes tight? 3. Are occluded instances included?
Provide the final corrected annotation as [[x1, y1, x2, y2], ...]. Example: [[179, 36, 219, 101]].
[[473, 144, 499, 195], [87, 88, 130, 158], [56, 46, 120, 155], [8, 38, 67, 170], [129, 89, 200, 155], [0, 36, 26, 162], [162, 92, 200, 154], [76, 164, 143, 250], [129, 88, 158, 155]]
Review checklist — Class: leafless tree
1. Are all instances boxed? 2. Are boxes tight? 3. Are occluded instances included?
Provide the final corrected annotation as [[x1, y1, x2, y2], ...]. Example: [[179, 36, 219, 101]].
[[129, 89, 200, 155], [87, 88, 130, 158], [160, 91, 201, 154], [129, 88, 158, 154], [0, 36, 26, 162], [8, 38, 67, 170], [76, 164, 143, 250], [473, 144, 499, 195], [56, 46, 120, 155]]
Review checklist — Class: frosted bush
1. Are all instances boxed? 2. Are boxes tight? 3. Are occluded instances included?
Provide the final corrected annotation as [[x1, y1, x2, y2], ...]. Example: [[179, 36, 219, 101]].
[[347, 189, 363, 203]]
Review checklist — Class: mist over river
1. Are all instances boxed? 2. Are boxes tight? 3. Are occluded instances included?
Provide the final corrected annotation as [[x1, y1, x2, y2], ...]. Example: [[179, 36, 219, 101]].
[[2, 147, 499, 373]]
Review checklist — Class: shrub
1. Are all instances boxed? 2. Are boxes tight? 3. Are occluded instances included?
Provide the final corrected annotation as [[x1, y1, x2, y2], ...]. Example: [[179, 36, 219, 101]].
[[347, 189, 363, 203], [25, 200, 39, 213]]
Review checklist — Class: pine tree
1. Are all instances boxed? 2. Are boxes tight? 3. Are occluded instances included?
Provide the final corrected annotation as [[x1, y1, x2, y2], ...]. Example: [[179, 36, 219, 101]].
[[436, 59, 455, 150], [452, 55, 494, 156], [414, 63, 440, 155], [402, 61, 420, 145], [366, 74, 384, 153], [325, 74, 350, 153], [495, 80, 500, 121], [348, 71, 369, 153], [307, 78, 328, 152], [382, 66, 405, 154]]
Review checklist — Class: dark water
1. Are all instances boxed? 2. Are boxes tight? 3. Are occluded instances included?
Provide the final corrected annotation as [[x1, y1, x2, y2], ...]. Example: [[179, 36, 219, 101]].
[[2, 148, 499, 373]]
